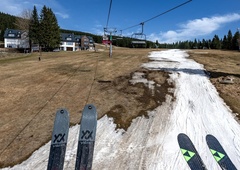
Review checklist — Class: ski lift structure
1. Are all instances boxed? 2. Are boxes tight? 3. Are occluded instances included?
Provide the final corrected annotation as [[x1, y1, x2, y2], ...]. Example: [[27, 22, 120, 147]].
[[103, 27, 117, 57], [116, 30, 123, 40], [131, 23, 146, 48]]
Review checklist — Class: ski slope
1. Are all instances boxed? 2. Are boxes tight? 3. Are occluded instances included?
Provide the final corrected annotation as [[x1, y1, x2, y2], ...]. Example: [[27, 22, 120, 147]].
[[2, 49, 240, 170]]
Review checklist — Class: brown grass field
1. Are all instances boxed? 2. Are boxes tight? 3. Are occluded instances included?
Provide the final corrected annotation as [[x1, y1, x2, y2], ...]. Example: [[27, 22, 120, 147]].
[[0, 46, 239, 168]]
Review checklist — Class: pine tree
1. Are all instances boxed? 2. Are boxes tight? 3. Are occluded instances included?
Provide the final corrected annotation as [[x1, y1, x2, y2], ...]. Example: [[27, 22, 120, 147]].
[[212, 35, 221, 49], [222, 35, 227, 49], [227, 30, 233, 50], [39, 5, 48, 49], [29, 6, 39, 48], [232, 30, 240, 50], [193, 39, 197, 48], [202, 39, 209, 49], [48, 8, 60, 49], [39, 6, 60, 50]]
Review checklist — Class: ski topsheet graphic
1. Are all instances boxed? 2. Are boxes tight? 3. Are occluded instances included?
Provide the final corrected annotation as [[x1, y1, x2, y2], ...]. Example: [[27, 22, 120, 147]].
[[75, 104, 97, 170], [206, 134, 237, 170], [47, 109, 69, 170], [177, 133, 206, 170]]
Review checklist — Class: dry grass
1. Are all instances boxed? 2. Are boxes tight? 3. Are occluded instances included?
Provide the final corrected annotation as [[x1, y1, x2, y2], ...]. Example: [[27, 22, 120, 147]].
[[0, 46, 167, 167], [0, 47, 239, 168]]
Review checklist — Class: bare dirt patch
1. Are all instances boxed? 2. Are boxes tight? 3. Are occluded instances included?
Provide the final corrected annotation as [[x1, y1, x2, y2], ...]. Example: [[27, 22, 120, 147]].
[[0, 47, 172, 168], [101, 69, 174, 130], [0, 47, 239, 168]]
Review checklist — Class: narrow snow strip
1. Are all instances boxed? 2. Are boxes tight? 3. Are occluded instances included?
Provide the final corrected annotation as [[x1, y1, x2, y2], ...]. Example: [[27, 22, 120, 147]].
[[143, 49, 240, 169], [2, 49, 240, 170]]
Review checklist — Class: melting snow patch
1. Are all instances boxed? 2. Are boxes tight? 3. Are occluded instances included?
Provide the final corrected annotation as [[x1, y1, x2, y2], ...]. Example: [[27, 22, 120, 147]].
[[4, 49, 240, 170], [129, 72, 155, 90]]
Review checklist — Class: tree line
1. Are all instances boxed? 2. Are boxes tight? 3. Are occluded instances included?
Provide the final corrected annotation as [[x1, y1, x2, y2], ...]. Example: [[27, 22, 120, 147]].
[[0, 12, 16, 42], [157, 30, 240, 50], [106, 29, 240, 50], [0, 9, 239, 51]]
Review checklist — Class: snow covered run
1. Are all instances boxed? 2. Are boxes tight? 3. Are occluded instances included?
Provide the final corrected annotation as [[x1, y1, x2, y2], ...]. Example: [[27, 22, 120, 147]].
[[2, 49, 240, 170]]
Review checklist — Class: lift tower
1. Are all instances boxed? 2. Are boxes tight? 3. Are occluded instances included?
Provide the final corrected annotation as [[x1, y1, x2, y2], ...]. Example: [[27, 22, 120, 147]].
[[104, 27, 117, 57]]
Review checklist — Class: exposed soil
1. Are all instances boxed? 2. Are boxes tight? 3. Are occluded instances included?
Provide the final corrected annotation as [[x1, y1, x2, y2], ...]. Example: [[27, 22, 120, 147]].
[[102, 69, 174, 130], [0, 47, 239, 168], [0, 47, 171, 168]]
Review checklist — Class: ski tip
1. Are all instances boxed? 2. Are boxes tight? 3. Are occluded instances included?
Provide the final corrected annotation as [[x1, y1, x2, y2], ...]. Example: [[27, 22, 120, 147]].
[[85, 104, 96, 110], [56, 109, 69, 120], [82, 104, 98, 120], [83, 104, 97, 114], [206, 134, 216, 141], [57, 108, 69, 115], [177, 133, 187, 140]]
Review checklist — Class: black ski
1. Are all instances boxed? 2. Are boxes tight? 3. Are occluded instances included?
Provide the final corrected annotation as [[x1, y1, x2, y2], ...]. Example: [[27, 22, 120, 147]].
[[206, 134, 237, 170], [47, 109, 69, 170], [177, 133, 206, 170], [75, 104, 97, 170]]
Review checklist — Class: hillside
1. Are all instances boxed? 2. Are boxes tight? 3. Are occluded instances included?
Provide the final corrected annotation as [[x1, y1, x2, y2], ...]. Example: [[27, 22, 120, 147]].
[[0, 49, 239, 169], [0, 12, 16, 41]]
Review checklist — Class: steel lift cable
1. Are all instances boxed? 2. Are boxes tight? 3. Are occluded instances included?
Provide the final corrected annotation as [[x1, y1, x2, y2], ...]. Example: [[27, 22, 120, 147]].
[[106, 0, 113, 29], [121, 0, 192, 32]]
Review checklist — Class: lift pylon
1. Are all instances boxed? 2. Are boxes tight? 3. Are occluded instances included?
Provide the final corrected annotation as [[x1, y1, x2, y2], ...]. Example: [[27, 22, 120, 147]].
[[103, 27, 117, 57]]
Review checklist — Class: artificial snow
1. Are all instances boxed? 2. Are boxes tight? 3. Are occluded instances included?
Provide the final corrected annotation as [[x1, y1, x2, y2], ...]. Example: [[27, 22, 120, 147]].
[[2, 49, 240, 170]]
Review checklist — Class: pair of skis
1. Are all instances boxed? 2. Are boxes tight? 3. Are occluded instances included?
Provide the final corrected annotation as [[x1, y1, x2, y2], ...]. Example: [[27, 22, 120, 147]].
[[178, 133, 237, 170], [47, 104, 97, 170]]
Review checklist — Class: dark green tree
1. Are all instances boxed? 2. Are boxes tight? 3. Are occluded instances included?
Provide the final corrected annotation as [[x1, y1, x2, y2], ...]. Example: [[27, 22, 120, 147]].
[[193, 39, 198, 48], [232, 30, 240, 50], [29, 6, 39, 48], [227, 30, 233, 50], [39, 5, 60, 50], [202, 39, 209, 49], [47, 8, 61, 48], [222, 35, 227, 49], [212, 35, 221, 49], [0, 12, 16, 41]]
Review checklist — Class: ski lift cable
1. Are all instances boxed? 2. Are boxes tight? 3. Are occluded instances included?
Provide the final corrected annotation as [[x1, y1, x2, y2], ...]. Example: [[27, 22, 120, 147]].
[[143, 0, 192, 24], [106, 0, 113, 28], [121, 0, 192, 32]]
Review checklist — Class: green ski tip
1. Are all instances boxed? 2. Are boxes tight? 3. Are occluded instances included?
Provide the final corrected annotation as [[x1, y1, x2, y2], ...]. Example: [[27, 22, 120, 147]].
[[181, 148, 195, 162], [210, 149, 225, 162]]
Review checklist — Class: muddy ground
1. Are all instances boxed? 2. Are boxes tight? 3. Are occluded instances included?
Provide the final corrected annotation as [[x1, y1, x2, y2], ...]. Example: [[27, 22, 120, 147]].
[[0, 47, 239, 168]]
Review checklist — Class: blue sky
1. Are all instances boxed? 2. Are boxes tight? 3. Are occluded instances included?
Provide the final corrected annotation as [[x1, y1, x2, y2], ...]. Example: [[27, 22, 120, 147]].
[[1, 0, 240, 43]]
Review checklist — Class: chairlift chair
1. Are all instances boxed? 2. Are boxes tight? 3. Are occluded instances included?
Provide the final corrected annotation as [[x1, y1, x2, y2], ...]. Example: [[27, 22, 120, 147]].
[[131, 22, 146, 48], [116, 30, 123, 40], [131, 33, 146, 48]]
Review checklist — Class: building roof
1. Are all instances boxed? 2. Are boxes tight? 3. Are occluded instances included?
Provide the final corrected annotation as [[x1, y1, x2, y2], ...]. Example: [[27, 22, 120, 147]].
[[60, 33, 94, 43], [87, 36, 94, 43], [74, 35, 81, 42], [4, 29, 24, 39], [4, 29, 94, 44], [60, 33, 76, 42]]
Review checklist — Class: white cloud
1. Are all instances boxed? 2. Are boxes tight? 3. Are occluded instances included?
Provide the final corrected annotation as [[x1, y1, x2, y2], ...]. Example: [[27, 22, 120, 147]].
[[0, 0, 70, 19], [0, 0, 24, 16], [148, 13, 240, 43], [23, 1, 30, 4], [55, 12, 69, 19]]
